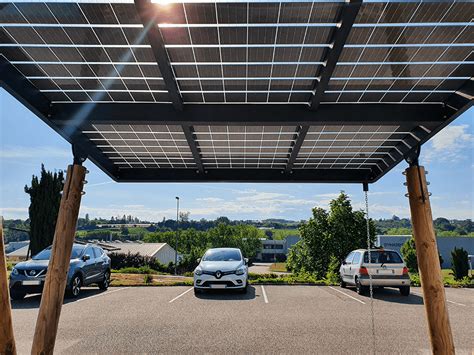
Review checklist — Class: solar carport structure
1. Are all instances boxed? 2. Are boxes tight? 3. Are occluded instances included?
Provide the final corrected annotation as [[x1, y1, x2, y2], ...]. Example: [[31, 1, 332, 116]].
[[0, 0, 472, 354]]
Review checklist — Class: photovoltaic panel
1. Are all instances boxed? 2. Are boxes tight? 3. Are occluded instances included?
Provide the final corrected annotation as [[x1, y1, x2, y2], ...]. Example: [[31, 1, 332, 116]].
[[0, 1, 472, 183]]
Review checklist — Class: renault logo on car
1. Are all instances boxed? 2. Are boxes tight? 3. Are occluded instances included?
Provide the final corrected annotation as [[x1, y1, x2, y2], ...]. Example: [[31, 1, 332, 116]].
[[215, 270, 222, 279]]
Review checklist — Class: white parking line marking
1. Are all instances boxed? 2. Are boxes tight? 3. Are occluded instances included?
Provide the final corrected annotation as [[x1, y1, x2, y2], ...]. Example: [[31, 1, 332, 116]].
[[411, 291, 466, 307], [261, 285, 269, 304], [169, 287, 194, 303], [328, 286, 366, 304], [68, 287, 127, 305]]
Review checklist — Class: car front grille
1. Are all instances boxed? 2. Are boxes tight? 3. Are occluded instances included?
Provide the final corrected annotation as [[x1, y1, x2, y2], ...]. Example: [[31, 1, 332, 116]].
[[22, 268, 47, 277], [201, 281, 237, 288]]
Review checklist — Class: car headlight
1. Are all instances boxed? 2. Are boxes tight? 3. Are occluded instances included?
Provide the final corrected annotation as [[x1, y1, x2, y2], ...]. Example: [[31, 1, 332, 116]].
[[194, 267, 203, 276], [11, 268, 19, 276], [235, 267, 246, 275]]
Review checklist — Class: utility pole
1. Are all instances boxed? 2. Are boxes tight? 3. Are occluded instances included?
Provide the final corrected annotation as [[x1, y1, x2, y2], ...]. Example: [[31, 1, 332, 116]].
[[175, 196, 179, 275]]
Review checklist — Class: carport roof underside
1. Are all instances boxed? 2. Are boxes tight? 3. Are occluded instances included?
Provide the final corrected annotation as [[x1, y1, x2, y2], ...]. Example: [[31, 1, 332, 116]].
[[0, 0, 472, 183]]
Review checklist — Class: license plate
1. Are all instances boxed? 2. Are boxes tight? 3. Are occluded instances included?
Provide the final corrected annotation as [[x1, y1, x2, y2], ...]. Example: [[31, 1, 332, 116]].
[[210, 284, 226, 289], [377, 269, 393, 275], [22, 280, 41, 286], [21, 280, 41, 286]]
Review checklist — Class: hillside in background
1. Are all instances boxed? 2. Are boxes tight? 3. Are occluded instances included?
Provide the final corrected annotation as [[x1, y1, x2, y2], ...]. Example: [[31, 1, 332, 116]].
[[3, 215, 472, 244]]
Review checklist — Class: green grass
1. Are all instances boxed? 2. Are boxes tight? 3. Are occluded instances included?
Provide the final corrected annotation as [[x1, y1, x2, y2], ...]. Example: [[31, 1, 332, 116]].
[[270, 229, 300, 240], [269, 263, 288, 273]]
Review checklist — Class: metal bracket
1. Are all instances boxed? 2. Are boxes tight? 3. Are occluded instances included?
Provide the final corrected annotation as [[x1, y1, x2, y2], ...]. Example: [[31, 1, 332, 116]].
[[404, 145, 420, 167], [72, 144, 88, 166]]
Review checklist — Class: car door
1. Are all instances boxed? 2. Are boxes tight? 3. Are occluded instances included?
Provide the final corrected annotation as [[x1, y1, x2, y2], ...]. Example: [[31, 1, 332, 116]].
[[81, 246, 96, 285], [341, 252, 354, 281], [349, 252, 361, 281], [93, 247, 107, 281]]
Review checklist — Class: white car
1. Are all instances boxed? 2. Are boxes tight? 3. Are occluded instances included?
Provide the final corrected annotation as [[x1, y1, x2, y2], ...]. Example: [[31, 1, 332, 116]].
[[194, 248, 248, 294], [339, 248, 411, 296]]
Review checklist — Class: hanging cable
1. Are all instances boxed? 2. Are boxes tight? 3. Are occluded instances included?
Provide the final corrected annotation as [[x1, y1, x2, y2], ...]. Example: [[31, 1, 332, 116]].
[[363, 182, 376, 354]]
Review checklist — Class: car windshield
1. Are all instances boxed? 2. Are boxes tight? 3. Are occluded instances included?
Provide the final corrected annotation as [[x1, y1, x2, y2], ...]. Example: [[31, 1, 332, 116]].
[[203, 249, 241, 262], [364, 250, 403, 264], [33, 245, 84, 260]]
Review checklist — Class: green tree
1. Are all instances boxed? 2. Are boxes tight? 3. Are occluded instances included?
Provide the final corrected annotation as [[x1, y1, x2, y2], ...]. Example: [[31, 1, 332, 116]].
[[400, 237, 445, 273], [451, 247, 469, 280], [400, 237, 418, 273], [24, 165, 64, 256], [287, 192, 376, 278]]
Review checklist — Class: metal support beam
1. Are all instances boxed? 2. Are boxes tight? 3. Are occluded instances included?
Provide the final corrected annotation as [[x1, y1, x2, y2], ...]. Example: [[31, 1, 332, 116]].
[[182, 125, 204, 173], [309, 0, 362, 110], [51, 103, 445, 127], [285, 125, 309, 173], [134, 0, 183, 111], [0, 56, 118, 181], [116, 168, 372, 183]]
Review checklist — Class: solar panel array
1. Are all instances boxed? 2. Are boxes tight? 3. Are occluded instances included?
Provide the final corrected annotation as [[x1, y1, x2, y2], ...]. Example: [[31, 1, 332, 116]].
[[1, 1, 471, 105], [0, 1, 471, 180]]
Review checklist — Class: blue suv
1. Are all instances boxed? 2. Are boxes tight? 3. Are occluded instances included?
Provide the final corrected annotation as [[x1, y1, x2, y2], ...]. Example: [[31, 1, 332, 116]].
[[9, 243, 111, 300]]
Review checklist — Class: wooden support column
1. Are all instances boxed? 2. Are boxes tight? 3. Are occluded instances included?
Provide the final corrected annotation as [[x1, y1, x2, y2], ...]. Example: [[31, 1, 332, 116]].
[[31, 164, 86, 355], [0, 217, 17, 355], [405, 165, 454, 355]]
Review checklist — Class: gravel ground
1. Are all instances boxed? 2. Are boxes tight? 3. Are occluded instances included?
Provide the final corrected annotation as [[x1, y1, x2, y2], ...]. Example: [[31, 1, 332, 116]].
[[10, 286, 474, 354]]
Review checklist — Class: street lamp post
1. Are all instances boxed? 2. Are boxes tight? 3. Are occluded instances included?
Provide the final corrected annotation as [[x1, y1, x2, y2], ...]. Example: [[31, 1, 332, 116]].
[[175, 196, 179, 275]]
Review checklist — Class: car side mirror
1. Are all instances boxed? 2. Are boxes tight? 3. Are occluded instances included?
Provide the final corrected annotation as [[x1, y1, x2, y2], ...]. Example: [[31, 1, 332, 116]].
[[82, 254, 91, 261], [244, 258, 249, 265], [196, 258, 201, 263], [342, 260, 346, 265]]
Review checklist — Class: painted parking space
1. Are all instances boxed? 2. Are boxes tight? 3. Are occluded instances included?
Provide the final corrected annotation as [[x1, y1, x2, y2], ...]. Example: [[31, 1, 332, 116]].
[[10, 286, 474, 354]]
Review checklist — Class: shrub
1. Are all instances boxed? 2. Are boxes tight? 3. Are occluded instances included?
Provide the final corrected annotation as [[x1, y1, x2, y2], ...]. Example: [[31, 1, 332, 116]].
[[324, 255, 341, 284], [451, 247, 469, 280], [109, 252, 167, 272], [401, 237, 444, 273], [144, 274, 153, 284], [401, 238, 418, 273]]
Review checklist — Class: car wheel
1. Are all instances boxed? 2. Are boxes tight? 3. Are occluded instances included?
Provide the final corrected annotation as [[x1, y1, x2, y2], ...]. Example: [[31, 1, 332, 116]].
[[10, 290, 26, 300], [99, 271, 110, 291], [340, 279, 347, 288], [240, 282, 248, 294], [194, 287, 201, 296], [400, 286, 410, 296], [66, 275, 82, 298], [355, 277, 367, 295]]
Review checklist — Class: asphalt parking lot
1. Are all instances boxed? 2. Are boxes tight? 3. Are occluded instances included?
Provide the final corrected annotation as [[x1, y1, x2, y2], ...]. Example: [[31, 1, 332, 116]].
[[11, 286, 473, 354]]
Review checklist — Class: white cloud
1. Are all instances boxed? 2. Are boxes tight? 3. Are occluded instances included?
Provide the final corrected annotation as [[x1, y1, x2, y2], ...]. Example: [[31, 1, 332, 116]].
[[0, 207, 29, 219], [196, 197, 224, 203], [0, 146, 70, 159], [424, 124, 473, 163]]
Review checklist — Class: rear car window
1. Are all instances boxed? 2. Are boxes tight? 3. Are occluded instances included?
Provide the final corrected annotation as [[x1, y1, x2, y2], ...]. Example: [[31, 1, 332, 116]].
[[364, 251, 403, 264]]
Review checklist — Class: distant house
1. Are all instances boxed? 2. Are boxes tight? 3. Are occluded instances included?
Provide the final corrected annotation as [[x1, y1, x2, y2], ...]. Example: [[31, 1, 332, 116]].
[[101, 241, 177, 266], [256, 235, 300, 262], [5, 241, 29, 254], [7, 244, 30, 261]]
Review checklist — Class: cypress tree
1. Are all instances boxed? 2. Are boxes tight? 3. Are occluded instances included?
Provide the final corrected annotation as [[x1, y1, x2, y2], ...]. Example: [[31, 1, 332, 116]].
[[24, 165, 65, 256]]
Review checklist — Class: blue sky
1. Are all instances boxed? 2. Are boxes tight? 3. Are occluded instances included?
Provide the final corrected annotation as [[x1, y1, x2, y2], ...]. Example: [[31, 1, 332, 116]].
[[1, 88, 472, 222]]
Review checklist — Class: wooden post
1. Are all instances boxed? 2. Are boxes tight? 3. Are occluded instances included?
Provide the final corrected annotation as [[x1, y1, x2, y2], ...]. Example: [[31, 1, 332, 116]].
[[405, 165, 455, 355], [31, 164, 86, 355], [0, 217, 17, 355]]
